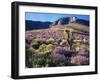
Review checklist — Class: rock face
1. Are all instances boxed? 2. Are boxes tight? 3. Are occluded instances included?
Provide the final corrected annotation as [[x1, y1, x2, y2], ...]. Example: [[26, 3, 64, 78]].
[[50, 16, 89, 27], [69, 16, 77, 23], [51, 17, 70, 26]]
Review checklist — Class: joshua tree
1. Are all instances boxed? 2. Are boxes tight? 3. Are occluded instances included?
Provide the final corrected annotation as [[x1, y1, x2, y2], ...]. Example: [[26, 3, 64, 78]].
[[64, 29, 74, 50]]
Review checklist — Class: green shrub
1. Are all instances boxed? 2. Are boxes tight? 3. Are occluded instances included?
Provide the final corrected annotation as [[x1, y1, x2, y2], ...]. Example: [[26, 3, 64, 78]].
[[36, 44, 54, 55], [31, 40, 40, 49], [47, 44, 55, 50], [26, 47, 35, 55], [32, 57, 64, 68], [26, 48, 35, 68]]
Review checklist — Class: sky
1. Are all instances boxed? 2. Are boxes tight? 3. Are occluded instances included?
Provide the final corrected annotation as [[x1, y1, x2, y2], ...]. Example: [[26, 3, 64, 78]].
[[25, 12, 89, 22]]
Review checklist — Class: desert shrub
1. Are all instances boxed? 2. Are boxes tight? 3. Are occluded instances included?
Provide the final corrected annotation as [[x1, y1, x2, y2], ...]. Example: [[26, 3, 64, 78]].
[[49, 53, 66, 63], [46, 44, 55, 51], [36, 38, 47, 45], [39, 44, 47, 49], [37, 44, 54, 55], [32, 57, 64, 68], [53, 47, 67, 55], [48, 59, 64, 67], [70, 55, 89, 65], [26, 47, 35, 55], [46, 38, 55, 44], [38, 44, 48, 55], [26, 47, 35, 68], [31, 40, 40, 49], [32, 57, 46, 68], [60, 40, 68, 47]]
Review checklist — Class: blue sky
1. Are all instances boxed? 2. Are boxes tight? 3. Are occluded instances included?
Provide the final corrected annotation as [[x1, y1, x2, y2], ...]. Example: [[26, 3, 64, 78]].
[[25, 12, 89, 22]]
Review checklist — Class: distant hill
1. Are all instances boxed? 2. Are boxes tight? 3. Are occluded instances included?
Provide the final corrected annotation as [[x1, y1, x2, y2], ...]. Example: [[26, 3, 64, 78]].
[[25, 20, 52, 30], [26, 16, 89, 30]]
